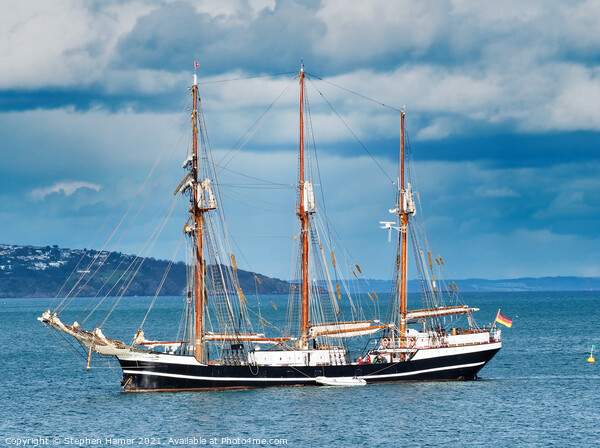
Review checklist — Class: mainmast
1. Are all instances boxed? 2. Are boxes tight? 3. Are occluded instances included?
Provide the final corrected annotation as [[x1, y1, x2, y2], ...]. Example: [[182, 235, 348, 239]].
[[298, 64, 311, 349]]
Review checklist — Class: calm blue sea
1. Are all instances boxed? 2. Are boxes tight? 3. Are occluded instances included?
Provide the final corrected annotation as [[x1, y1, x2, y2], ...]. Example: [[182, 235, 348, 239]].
[[0, 292, 599, 447]]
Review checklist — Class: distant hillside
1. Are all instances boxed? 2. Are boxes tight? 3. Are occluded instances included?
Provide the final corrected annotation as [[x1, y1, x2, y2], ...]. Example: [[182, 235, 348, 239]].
[[0, 244, 289, 298], [3, 243, 599, 298], [366, 276, 600, 293], [452, 276, 600, 292]]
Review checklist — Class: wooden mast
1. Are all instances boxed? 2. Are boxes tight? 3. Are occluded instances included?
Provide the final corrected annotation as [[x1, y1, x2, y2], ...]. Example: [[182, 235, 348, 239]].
[[399, 109, 407, 341], [192, 74, 205, 362], [299, 64, 310, 349]]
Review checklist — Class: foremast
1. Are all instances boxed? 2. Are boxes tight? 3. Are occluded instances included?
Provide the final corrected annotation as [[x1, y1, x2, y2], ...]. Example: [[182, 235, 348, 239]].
[[189, 74, 215, 363], [185, 72, 296, 361]]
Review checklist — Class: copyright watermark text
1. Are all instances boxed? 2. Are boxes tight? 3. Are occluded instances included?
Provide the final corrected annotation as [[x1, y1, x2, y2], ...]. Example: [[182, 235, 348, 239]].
[[4, 436, 288, 446]]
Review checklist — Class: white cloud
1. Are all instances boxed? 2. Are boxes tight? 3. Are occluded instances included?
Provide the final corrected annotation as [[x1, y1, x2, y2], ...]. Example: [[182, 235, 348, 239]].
[[415, 118, 453, 141], [547, 65, 600, 131], [30, 181, 102, 201], [475, 187, 519, 198], [0, 0, 157, 89], [2, 0, 600, 136], [311, 0, 600, 136], [191, 0, 275, 19]]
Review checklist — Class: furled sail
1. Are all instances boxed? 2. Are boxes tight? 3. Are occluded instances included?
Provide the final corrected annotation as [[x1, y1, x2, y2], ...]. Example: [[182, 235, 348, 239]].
[[405, 306, 479, 320], [204, 332, 295, 344], [308, 320, 390, 338]]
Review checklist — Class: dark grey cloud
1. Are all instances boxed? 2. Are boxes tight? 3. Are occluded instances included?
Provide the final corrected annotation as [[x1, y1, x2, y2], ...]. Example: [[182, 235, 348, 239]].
[[112, 1, 327, 75]]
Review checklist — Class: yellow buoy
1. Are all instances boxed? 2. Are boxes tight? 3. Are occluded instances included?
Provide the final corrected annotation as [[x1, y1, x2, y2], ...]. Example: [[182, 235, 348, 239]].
[[588, 357, 595, 363]]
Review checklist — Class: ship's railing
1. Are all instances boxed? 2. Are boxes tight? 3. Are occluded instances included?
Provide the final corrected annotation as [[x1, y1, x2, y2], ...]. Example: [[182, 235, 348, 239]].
[[490, 328, 502, 342]]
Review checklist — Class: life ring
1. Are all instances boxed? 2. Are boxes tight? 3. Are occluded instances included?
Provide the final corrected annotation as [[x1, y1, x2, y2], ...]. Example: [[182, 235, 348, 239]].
[[381, 338, 389, 348]]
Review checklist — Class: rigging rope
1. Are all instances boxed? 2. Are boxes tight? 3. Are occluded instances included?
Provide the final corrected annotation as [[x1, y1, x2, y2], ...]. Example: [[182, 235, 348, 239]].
[[137, 234, 185, 335], [197, 72, 296, 85], [306, 76, 396, 186], [96, 193, 182, 328], [215, 76, 297, 173], [195, 94, 258, 344], [50, 205, 118, 310], [219, 190, 289, 213], [54, 96, 190, 315], [217, 165, 293, 188], [306, 71, 403, 113]]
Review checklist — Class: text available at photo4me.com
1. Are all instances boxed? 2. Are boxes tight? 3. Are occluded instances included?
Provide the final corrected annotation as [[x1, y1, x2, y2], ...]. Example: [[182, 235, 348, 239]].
[[4, 435, 289, 446]]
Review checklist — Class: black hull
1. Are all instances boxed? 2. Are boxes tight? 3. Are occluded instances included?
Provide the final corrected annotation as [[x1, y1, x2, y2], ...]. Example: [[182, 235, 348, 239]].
[[118, 344, 501, 392]]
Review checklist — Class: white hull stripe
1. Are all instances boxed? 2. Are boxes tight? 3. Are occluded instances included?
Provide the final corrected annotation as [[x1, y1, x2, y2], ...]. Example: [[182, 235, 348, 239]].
[[122, 370, 315, 383], [123, 361, 485, 383], [357, 361, 485, 380]]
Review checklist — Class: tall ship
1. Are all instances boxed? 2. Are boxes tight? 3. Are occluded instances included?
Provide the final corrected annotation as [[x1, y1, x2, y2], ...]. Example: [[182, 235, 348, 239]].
[[39, 66, 502, 391]]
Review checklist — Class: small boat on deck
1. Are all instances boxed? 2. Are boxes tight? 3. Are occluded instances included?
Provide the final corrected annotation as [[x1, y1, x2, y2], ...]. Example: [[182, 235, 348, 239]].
[[315, 376, 367, 387]]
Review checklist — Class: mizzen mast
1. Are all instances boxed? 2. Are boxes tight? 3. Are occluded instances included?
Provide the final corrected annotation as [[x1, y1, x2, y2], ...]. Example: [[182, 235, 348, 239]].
[[396, 108, 415, 342]]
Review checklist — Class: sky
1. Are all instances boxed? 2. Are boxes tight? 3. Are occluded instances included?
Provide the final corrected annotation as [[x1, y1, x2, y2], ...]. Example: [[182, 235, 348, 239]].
[[1, 0, 600, 281]]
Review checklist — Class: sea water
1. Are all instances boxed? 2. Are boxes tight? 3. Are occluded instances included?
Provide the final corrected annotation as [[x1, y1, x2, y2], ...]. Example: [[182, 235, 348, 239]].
[[0, 292, 599, 447]]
